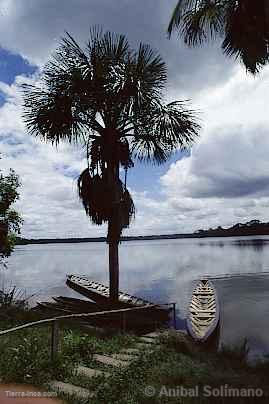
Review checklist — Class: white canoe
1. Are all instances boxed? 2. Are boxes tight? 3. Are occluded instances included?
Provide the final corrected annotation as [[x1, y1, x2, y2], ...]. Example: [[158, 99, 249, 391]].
[[186, 279, 220, 343]]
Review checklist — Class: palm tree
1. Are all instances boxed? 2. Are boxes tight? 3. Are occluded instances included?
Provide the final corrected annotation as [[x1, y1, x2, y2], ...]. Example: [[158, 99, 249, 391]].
[[168, 1, 269, 74], [23, 28, 200, 303]]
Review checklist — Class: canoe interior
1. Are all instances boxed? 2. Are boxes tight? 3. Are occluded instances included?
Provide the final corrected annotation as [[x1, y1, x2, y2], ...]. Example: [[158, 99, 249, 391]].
[[186, 279, 220, 344], [67, 274, 154, 306]]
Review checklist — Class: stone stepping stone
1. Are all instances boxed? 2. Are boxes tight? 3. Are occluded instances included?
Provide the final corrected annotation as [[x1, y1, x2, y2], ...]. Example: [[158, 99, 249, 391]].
[[93, 354, 129, 368], [49, 381, 93, 399], [135, 343, 154, 351], [111, 353, 135, 361], [120, 348, 140, 355], [75, 365, 110, 379], [138, 336, 159, 344], [143, 332, 161, 338]]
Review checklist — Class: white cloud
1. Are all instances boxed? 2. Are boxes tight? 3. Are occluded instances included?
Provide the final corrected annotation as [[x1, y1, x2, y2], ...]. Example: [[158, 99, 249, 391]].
[[0, 0, 235, 97], [160, 65, 269, 231]]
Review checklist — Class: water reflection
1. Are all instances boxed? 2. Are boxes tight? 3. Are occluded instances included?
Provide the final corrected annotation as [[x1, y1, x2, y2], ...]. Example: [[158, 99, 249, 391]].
[[4, 236, 269, 358], [216, 275, 269, 361]]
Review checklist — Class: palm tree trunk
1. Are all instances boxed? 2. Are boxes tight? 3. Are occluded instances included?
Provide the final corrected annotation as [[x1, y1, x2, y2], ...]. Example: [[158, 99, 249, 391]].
[[109, 239, 119, 302], [107, 160, 120, 303]]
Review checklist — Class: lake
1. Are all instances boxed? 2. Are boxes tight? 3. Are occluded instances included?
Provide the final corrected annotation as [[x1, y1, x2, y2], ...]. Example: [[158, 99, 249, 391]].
[[2, 236, 269, 361]]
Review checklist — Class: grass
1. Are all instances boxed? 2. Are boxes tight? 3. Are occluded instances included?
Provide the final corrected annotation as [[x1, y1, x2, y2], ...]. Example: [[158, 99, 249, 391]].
[[0, 324, 73, 386], [87, 348, 268, 403], [62, 333, 269, 404], [0, 307, 137, 387], [0, 302, 268, 404]]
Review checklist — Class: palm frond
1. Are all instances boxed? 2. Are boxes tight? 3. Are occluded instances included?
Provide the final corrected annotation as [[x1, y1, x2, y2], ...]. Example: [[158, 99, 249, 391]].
[[181, 1, 225, 46], [168, 0, 202, 37], [88, 135, 133, 172], [168, 0, 225, 41], [222, 0, 269, 74], [131, 100, 200, 164], [78, 169, 111, 225], [23, 84, 88, 145], [168, 0, 269, 74], [133, 43, 167, 102], [131, 136, 169, 165], [77, 168, 135, 236], [109, 43, 167, 129], [22, 32, 101, 144], [98, 30, 131, 62], [116, 138, 134, 169], [152, 100, 200, 147]]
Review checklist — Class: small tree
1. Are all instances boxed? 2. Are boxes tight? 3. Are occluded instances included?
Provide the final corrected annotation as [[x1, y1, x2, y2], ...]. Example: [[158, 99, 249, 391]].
[[0, 168, 23, 259]]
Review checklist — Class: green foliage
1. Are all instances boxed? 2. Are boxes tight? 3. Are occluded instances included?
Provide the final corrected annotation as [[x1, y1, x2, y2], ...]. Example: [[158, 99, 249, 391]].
[[0, 316, 137, 390], [0, 326, 73, 385], [62, 330, 96, 361], [0, 169, 20, 213], [0, 319, 268, 404], [62, 330, 137, 366], [158, 332, 195, 355], [0, 168, 23, 258], [87, 339, 269, 404], [168, 0, 269, 75], [0, 285, 28, 309]]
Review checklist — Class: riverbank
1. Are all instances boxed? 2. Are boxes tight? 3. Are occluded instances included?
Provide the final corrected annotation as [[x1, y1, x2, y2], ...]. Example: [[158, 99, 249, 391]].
[[0, 306, 268, 403]]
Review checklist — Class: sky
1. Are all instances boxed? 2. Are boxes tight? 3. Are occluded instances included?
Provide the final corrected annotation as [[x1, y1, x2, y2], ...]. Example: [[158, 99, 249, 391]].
[[0, 0, 269, 238]]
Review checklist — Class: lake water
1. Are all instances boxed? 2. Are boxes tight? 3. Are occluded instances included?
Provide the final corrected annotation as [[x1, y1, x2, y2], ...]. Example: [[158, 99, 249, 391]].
[[2, 236, 269, 361]]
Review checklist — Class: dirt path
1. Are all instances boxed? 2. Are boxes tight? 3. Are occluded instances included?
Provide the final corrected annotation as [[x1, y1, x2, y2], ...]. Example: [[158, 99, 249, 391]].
[[0, 384, 64, 403]]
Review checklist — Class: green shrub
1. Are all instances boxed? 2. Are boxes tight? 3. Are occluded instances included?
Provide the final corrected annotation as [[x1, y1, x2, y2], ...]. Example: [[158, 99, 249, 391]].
[[0, 327, 73, 385], [62, 330, 137, 365]]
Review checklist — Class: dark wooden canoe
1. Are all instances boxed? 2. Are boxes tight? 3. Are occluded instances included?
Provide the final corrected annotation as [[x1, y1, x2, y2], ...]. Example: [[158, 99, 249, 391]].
[[66, 274, 170, 321], [36, 297, 99, 314], [186, 279, 220, 343], [36, 294, 167, 332]]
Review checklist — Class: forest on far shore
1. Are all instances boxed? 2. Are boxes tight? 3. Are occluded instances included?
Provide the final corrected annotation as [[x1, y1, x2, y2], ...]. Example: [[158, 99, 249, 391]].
[[15, 219, 269, 245]]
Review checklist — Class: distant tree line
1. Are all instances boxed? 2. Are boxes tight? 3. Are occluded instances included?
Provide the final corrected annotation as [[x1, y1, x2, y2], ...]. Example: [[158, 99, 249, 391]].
[[16, 219, 269, 245], [195, 220, 269, 237]]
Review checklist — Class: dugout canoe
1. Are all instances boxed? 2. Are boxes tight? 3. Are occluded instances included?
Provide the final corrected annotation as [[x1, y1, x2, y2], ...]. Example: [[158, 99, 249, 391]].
[[66, 274, 170, 320], [186, 279, 220, 343]]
